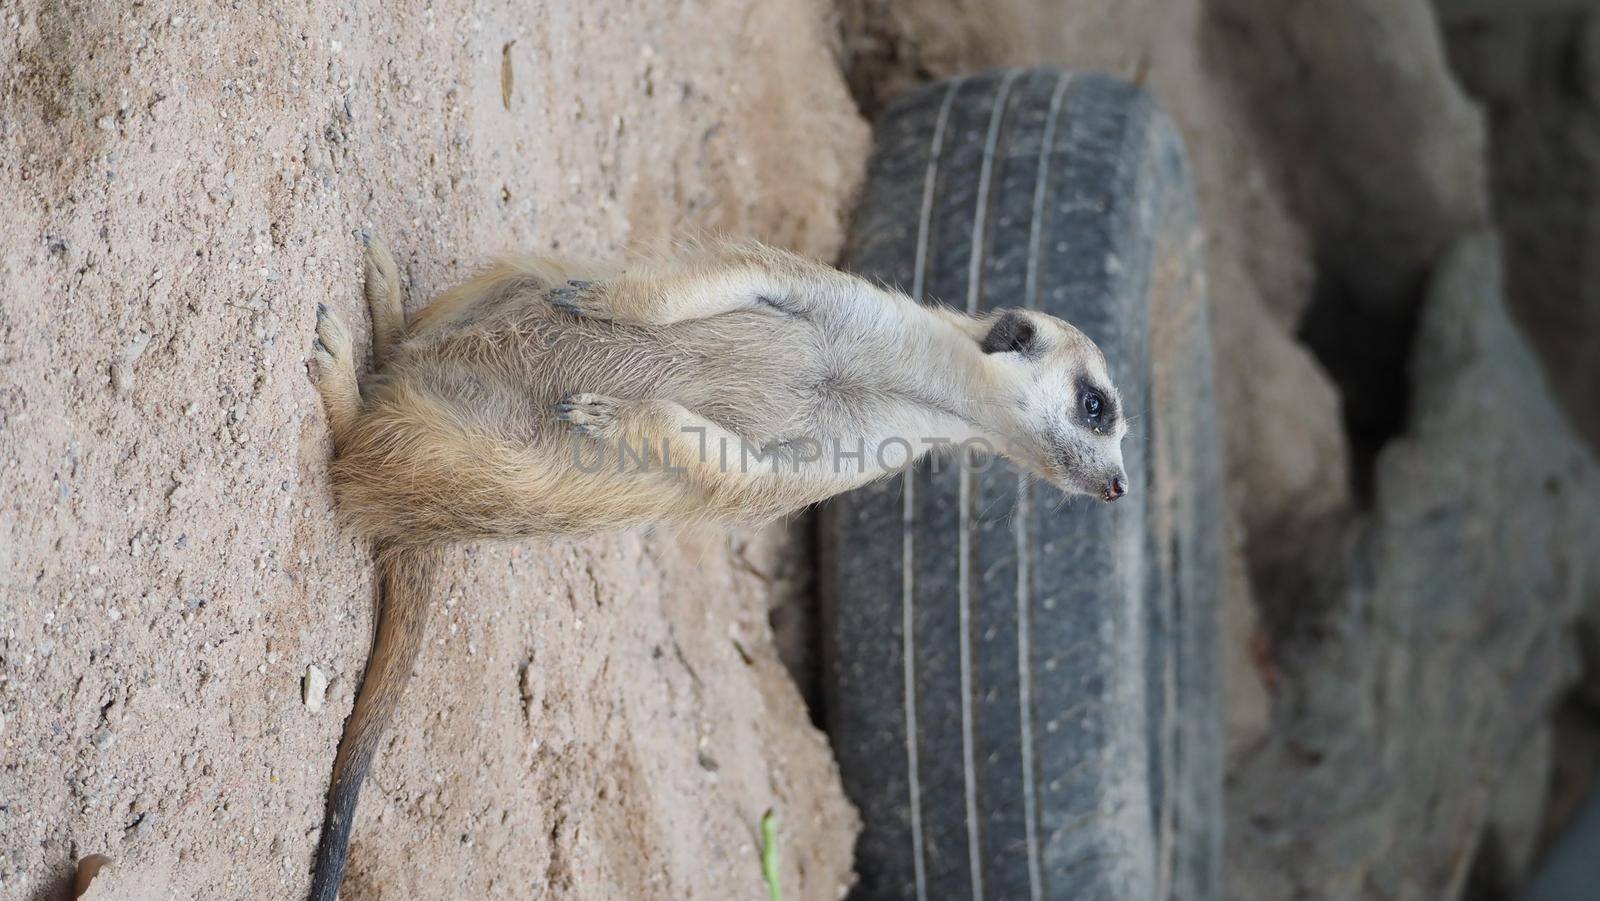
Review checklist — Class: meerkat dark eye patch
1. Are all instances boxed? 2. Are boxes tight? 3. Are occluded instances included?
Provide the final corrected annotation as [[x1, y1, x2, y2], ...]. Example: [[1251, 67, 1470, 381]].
[[982, 311, 1037, 355], [1074, 375, 1119, 426]]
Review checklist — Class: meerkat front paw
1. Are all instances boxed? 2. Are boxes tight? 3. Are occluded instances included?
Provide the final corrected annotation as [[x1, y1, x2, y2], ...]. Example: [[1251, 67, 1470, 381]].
[[552, 393, 623, 438], [311, 303, 361, 437], [548, 280, 610, 319], [311, 303, 354, 381]]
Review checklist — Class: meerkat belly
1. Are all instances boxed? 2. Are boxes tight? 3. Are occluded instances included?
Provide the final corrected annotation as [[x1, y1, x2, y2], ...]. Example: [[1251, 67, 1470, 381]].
[[337, 309, 839, 541], [508, 310, 832, 442], [396, 309, 825, 432]]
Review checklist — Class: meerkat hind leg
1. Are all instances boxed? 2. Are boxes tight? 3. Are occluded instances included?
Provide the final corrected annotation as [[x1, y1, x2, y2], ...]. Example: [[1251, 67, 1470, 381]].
[[361, 234, 405, 363]]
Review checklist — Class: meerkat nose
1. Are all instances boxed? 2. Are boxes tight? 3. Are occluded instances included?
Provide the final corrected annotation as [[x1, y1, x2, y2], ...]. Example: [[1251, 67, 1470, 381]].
[[1105, 474, 1128, 501]]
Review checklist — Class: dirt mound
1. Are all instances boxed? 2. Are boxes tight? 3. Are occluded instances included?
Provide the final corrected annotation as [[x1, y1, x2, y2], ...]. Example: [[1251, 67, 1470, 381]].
[[0, 1, 867, 897]]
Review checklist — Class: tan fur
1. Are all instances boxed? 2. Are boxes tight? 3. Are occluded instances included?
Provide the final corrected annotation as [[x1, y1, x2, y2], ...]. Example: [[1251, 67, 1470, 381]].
[[360, 234, 405, 366], [303, 236, 1128, 900]]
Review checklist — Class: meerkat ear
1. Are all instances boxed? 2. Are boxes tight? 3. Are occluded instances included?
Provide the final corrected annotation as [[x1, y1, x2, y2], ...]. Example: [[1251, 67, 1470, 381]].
[[982, 311, 1037, 355]]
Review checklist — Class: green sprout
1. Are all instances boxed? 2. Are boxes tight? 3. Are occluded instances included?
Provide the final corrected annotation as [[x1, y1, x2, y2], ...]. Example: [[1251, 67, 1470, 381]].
[[760, 808, 781, 901]]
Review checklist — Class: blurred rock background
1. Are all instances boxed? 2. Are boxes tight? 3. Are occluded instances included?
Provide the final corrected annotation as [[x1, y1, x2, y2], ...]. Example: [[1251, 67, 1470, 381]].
[[3, 0, 1598, 898], [842, 0, 1600, 897]]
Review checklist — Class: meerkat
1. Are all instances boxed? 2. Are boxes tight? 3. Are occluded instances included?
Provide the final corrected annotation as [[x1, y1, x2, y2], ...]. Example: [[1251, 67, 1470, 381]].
[[304, 235, 1129, 900]]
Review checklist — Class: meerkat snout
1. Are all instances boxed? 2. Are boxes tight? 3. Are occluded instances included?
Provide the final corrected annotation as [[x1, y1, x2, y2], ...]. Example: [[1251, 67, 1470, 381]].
[[979, 310, 1131, 501], [1104, 472, 1129, 502]]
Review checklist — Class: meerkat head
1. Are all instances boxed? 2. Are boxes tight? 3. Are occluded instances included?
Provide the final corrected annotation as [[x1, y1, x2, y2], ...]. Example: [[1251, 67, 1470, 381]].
[[979, 309, 1129, 502]]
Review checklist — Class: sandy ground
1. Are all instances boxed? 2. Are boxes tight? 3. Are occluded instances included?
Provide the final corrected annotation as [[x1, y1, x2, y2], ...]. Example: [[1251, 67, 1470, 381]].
[[0, 1, 868, 898]]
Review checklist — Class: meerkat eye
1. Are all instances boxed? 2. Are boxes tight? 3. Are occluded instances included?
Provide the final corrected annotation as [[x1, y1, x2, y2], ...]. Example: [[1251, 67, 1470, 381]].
[[1082, 391, 1104, 421]]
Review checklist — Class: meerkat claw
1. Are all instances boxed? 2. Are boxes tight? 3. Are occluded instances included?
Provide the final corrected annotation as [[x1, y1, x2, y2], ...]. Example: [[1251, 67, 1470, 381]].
[[552, 393, 619, 435], [550, 280, 600, 317], [312, 302, 355, 375]]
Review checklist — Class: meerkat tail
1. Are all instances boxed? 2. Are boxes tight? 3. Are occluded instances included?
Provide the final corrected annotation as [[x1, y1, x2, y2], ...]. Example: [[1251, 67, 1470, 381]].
[[361, 234, 406, 365], [308, 542, 441, 901]]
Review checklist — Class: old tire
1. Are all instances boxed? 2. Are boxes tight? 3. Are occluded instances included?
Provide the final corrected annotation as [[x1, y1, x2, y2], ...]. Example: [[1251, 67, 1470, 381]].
[[819, 70, 1224, 900]]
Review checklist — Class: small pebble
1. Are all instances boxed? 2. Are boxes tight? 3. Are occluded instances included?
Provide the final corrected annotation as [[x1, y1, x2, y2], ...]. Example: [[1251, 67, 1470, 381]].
[[110, 331, 151, 394], [303, 664, 329, 712], [110, 362, 134, 393]]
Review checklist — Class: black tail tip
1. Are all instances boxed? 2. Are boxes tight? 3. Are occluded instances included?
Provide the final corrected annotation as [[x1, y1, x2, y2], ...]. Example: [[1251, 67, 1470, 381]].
[[307, 770, 365, 901]]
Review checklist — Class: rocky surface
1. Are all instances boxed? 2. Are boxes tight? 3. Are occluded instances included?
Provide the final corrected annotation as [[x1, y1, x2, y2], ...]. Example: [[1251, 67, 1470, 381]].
[[1225, 232, 1600, 899], [1444, 9, 1600, 452], [1204, 0, 1491, 313], [0, 1, 866, 898], [1443, 8, 1600, 877]]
